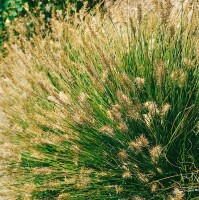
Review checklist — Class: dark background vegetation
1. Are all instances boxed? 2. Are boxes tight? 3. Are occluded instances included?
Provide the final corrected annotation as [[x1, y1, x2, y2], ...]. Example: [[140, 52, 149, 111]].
[[0, 0, 107, 45]]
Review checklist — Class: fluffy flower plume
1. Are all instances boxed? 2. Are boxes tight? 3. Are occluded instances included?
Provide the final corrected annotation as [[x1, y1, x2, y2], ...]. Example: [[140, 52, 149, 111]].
[[149, 145, 162, 162], [129, 134, 149, 153], [135, 77, 145, 89], [118, 150, 128, 160], [144, 101, 159, 115], [122, 171, 132, 179], [59, 91, 71, 105], [161, 103, 171, 116], [100, 125, 114, 136]]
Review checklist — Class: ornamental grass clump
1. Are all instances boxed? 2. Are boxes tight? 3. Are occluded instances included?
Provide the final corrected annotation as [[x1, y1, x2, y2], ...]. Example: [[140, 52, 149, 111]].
[[0, 1, 199, 199]]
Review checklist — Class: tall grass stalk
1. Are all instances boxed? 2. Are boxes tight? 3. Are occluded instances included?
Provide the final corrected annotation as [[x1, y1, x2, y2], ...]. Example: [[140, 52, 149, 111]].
[[0, 1, 198, 199]]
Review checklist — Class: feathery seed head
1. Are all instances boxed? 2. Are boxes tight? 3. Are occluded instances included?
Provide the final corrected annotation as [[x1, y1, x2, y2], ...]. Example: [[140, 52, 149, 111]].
[[118, 150, 128, 160], [170, 70, 178, 81], [129, 140, 142, 153], [80, 168, 93, 175], [151, 183, 158, 192], [161, 103, 171, 116], [100, 125, 114, 136], [135, 77, 145, 89], [71, 144, 81, 154], [107, 104, 122, 121], [168, 196, 175, 200], [0, 143, 20, 160], [170, 69, 187, 88], [77, 178, 91, 189], [73, 110, 90, 124], [46, 180, 62, 188], [98, 172, 108, 177], [30, 149, 46, 160], [144, 101, 159, 115], [173, 188, 185, 200], [122, 171, 132, 179], [137, 4, 142, 25], [118, 121, 128, 133], [149, 145, 162, 162], [136, 172, 149, 183], [154, 61, 166, 86], [22, 183, 36, 195], [120, 73, 135, 91], [57, 193, 71, 199], [117, 90, 131, 107], [59, 91, 71, 105], [149, 38, 156, 51], [107, 110, 114, 120], [112, 104, 122, 111], [128, 109, 141, 121], [169, 25, 175, 37], [101, 69, 109, 83], [115, 185, 123, 194], [183, 58, 195, 68], [136, 134, 149, 148], [48, 95, 60, 105], [79, 92, 88, 103], [32, 167, 52, 174], [168, 188, 185, 200], [64, 177, 77, 185], [179, 71, 187, 88], [121, 73, 131, 84]]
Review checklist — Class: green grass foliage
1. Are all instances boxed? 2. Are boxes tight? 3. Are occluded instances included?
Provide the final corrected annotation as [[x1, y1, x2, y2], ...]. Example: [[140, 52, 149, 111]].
[[0, 1, 198, 199]]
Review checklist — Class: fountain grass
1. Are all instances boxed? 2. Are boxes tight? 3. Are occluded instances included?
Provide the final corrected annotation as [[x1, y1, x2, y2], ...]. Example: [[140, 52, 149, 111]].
[[0, 1, 198, 199]]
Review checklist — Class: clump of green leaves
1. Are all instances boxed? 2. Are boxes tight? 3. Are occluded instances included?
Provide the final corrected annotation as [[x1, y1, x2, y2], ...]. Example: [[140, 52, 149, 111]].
[[1, 0, 24, 44]]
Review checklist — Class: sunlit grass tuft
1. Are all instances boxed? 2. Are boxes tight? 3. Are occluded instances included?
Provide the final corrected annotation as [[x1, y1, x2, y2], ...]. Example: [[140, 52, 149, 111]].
[[0, 1, 199, 199]]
